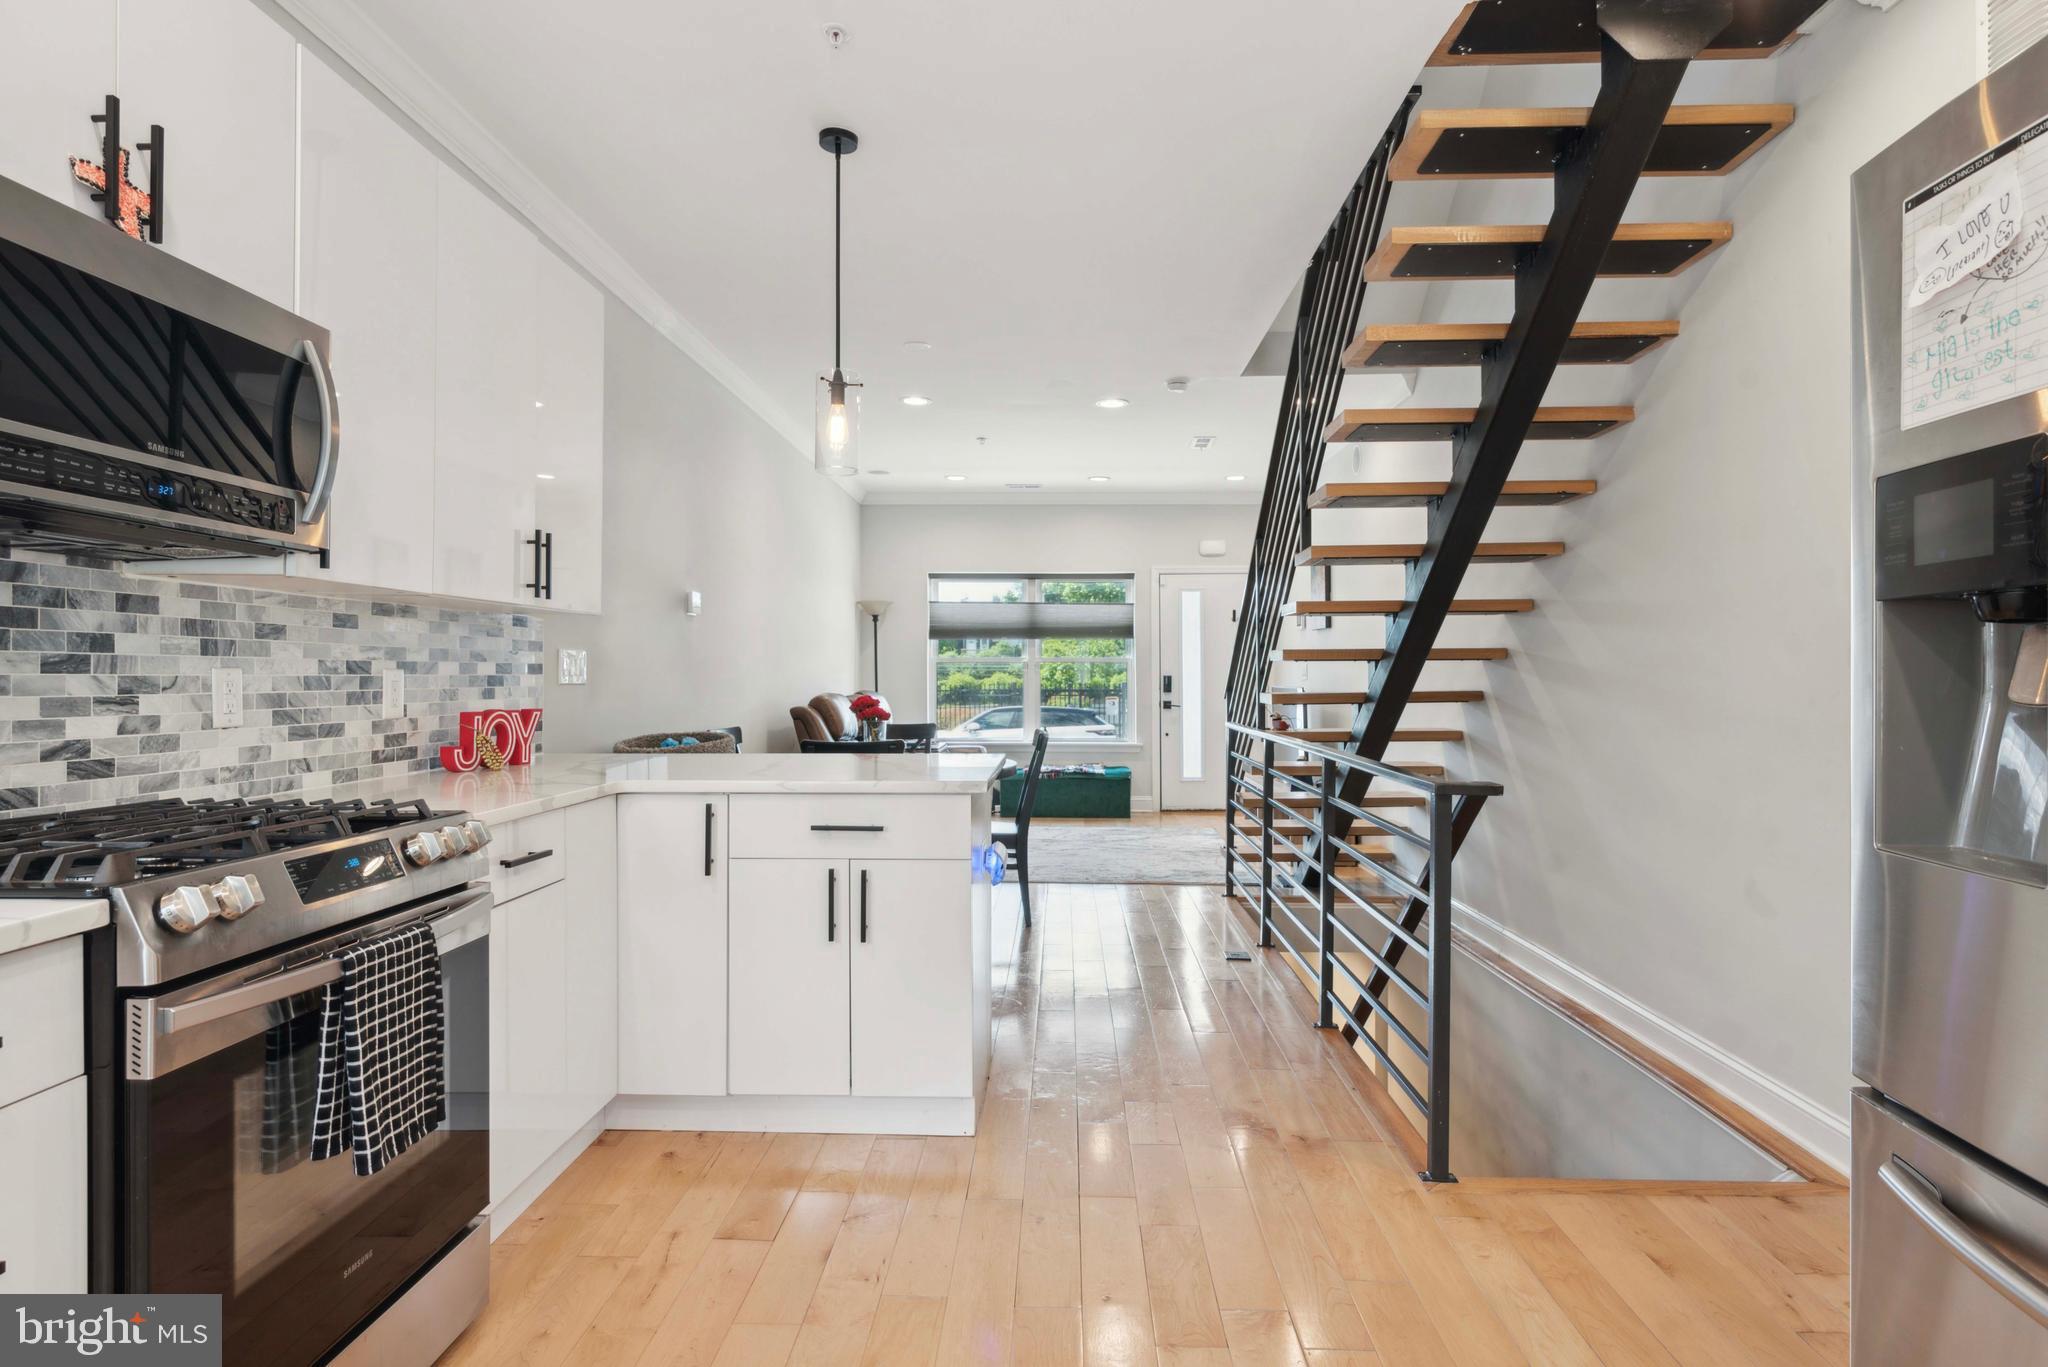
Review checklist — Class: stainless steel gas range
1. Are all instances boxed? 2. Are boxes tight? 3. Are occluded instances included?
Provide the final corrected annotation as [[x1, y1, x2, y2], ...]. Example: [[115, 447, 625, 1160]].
[[0, 796, 495, 1367]]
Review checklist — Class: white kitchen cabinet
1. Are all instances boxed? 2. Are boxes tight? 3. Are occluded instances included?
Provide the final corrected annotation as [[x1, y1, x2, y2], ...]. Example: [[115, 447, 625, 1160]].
[[0, 0, 115, 209], [618, 796, 728, 1096], [532, 248, 605, 614], [0, 938, 84, 1109], [851, 860, 973, 1098], [433, 164, 538, 604], [0, 1076, 88, 1293], [494, 879, 566, 1202], [117, 0, 297, 307], [563, 798, 618, 1122], [729, 859, 852, 1098], [295, 52, 438, 595]]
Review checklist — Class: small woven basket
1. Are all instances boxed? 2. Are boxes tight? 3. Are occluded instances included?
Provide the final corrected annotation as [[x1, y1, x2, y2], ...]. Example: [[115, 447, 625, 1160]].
[[613, 730, 737, 754]]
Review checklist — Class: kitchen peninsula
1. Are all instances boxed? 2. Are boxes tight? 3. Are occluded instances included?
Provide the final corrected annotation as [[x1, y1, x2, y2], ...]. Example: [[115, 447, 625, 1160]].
[[332, 751, 1005, 1226]]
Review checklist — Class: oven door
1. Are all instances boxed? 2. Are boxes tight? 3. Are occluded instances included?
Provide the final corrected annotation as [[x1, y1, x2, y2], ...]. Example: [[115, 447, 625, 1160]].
[[117, 887, 489, 1367]]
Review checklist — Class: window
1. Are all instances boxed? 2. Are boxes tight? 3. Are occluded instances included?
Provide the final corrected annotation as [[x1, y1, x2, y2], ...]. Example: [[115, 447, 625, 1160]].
[[930, 575, 1134, 744]]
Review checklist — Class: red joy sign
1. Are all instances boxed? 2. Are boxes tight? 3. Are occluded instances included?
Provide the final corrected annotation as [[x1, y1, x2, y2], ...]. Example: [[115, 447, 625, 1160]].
[[439, 708, 541, 772]]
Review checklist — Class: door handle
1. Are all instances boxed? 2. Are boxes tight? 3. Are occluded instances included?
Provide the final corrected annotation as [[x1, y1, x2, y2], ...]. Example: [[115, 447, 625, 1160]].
[[1880, 1156, 2048, 1328], [859, 868, 869, 943], [810, 824, 885, 833], [827, 867, 837, 942], [704, 802, 715, 877]]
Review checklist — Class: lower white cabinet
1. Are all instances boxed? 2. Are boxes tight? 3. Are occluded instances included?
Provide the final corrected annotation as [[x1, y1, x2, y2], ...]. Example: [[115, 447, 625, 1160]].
[[617, 796, 727, 1096], [564, 798, 618, 1121], [728, 857, 972, 1100], [0, 1076, 88, 1292]]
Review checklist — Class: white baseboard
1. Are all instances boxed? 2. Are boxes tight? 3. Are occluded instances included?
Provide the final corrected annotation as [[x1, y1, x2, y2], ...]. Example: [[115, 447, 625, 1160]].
[[489, 1111, 607, 1239], [1455, 905, 1852, 1179], [607, 1092, 977, 1136], [1130, 798, 1159, 814]]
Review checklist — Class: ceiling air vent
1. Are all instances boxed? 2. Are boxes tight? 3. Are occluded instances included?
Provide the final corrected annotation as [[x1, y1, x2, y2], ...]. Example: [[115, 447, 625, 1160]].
[[1981, 0, 2048, 75], [1191, 435, 1216, 450]]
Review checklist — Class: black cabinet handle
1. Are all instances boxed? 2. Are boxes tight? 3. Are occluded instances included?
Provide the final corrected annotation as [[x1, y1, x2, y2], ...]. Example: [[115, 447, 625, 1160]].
[[827, 867, 837, 941], [810, 824, 885, 833], [860, 868, 869, 943], [525, 528, 553, 601], [498, 849, 553, 869], [704, 803, 716, 877], [543, 530, 554, 601]]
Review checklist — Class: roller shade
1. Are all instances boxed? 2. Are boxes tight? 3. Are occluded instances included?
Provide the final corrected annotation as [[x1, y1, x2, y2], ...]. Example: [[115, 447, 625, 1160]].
[[928, 598, 1134, 640]]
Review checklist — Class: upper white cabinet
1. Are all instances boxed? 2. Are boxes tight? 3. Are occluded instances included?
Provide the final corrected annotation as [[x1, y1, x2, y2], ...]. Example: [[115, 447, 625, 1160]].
[[533, 249, 605, 613], [433, 165, 539, 604], [117, 0, 297, 307], [297, 53, 438, 596], [0, 0, 115, 208]]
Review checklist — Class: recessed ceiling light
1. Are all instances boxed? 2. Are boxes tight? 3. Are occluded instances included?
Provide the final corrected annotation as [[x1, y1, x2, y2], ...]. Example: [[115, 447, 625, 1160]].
[[1094, 397, 1129, 409], [533, 400, 545, 409], [945, 474, 967, 482], [535, 472, 557, 480], [1225, 474, 1247, 482], [1088, 475, 1111, 482], [901, 395, 932, 406]]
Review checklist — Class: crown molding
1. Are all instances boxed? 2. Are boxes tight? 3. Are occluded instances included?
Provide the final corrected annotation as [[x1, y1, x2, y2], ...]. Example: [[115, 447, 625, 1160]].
[[270, 0, 811, 458]]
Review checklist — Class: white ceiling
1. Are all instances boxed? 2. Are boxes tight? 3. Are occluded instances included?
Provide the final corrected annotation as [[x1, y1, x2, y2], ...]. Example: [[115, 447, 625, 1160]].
[[313, 0, 1464, 500]]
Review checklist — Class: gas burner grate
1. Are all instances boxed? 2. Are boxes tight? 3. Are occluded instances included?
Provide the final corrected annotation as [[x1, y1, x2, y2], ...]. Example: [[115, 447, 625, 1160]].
[[0, 796, 448, 894]]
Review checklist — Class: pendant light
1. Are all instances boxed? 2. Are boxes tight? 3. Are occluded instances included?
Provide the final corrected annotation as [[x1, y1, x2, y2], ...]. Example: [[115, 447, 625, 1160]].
[[815, 127, 861, 475]]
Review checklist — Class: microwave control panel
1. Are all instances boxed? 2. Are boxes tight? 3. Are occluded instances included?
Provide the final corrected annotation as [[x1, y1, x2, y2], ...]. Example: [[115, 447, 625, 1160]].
[[0, 436, 296, 534]]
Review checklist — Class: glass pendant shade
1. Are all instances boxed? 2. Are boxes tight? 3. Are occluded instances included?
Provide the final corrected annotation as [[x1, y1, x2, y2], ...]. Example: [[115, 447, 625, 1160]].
[[814, 370, 861, 475]]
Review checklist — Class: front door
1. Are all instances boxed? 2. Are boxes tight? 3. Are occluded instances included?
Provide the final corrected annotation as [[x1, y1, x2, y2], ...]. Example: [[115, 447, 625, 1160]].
[[1157, 571, 1245, 811]]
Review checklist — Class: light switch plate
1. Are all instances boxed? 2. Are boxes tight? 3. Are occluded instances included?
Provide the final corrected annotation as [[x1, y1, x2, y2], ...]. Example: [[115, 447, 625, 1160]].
[[382, 669, 406, 719], [210, 667, 243, 728], [558, 648, 589, 685]]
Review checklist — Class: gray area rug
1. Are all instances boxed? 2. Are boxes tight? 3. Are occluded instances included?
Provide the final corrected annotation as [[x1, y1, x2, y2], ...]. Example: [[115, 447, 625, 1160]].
[[1028, 821, 1225, 885]]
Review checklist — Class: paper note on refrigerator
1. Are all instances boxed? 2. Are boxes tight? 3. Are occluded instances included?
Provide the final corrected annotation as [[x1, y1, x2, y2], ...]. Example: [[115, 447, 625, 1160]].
[[1900, 112, 2048, 429]]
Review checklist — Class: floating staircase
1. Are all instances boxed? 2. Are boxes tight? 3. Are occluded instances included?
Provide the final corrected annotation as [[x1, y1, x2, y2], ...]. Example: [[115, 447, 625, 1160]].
[[1222, 0, 1822, 1177]]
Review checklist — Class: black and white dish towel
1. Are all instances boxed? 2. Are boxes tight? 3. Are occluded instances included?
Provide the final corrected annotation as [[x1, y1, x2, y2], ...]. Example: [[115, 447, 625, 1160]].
[[311, 921, 447, 1177]]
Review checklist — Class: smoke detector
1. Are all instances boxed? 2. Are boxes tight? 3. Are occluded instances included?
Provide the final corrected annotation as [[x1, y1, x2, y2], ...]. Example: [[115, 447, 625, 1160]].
[[1165, 378, 1190, 394], [1191, 435, 1216, 450], [824, 23, 850, 49]]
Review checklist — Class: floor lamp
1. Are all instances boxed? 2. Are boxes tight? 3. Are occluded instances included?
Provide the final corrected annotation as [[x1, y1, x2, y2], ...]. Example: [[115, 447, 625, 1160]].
[[857, 600, 890, 693]]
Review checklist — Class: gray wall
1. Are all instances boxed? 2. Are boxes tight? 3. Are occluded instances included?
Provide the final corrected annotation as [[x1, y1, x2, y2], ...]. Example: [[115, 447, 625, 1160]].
[[858, 501, 1257, 807], [540, 300, 863, 753], [0, 552, 538, 814]]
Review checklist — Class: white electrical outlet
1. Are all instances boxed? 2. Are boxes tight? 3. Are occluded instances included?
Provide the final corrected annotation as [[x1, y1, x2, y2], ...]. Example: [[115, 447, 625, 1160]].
[[210, 667, 243, 728], [382, 669, 406, 719], [558, 649, 589, 684]]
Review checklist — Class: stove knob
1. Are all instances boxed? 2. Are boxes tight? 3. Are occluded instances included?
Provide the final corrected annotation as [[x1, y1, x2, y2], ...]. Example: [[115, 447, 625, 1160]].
[[439, 824, 474, 855], [403, 831, 446, 866], [209, 873, 264, 921], [462, 819, 492, 850], [157, 885, 217, 934]]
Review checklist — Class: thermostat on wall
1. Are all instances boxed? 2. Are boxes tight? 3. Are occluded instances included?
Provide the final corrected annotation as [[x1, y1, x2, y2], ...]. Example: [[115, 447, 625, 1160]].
[[1199, 539, 1227, 558]]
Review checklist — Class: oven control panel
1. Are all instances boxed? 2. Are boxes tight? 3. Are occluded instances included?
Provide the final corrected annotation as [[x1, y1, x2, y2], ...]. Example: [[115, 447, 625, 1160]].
[[286, 839, 404, 903]]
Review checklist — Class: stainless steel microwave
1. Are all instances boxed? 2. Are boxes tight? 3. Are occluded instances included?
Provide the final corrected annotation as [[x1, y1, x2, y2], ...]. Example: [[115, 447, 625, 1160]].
[[0, 172, 335, 559]]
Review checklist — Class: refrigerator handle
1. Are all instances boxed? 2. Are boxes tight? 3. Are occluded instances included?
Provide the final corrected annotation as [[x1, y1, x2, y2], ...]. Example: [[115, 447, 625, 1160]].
[[1880, 1156, 2048, 1329]]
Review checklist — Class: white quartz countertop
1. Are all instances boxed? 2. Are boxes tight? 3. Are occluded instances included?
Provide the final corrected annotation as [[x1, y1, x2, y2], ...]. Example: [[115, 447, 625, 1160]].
[[0, 896, 108, 956], [331, 751, 1009, 825]]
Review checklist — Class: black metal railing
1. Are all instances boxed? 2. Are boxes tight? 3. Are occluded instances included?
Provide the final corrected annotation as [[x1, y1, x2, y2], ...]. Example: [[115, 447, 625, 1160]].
[[1223, 86, 1420, 790], [1224, 720, 1499, 1182]]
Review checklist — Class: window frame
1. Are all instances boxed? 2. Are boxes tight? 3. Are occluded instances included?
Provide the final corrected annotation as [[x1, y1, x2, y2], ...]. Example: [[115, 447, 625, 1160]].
[[928, 575, 1136, 748]]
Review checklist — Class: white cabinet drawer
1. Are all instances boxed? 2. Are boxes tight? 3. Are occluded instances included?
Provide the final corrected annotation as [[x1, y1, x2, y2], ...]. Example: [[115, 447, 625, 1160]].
[[0, 1075, 88, 1292], [490, 809, 566, 905], [0, 938, 83, 1110], [727, 795, 963, 861]]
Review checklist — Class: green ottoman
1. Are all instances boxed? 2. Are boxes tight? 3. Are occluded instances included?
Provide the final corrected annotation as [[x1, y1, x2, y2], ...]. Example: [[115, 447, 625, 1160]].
[[1000, 764, 1132, 818]]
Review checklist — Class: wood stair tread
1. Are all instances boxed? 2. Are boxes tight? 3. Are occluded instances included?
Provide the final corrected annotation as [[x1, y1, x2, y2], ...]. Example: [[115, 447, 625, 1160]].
[[1388, 105, 1794, 181], [1324, 405, 1632, 442], [1273, 646, 1509, 662], [1294, 541, 1563, 566], [1232, 821, 1397, 842], [1309, 480, 1593, 508], [1238, 794, 1426, 810], [1283, 728, 1466, 743], [1263, 690, 1483, 706], [1284, 598, 1534, 616], [1277, 760, 1446, 778], [1365, 223, 1731, 282], [1346, 320, 1679, 368], [1430, 0, 1829, 67]]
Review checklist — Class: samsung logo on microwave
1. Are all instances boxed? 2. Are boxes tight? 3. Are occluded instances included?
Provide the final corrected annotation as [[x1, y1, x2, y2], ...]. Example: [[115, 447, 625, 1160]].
[[143, 441, 187, 460]]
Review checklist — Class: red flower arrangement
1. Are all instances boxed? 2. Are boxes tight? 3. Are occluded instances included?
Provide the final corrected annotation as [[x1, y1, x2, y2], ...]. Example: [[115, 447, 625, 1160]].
[[850, 693, 891, 739]]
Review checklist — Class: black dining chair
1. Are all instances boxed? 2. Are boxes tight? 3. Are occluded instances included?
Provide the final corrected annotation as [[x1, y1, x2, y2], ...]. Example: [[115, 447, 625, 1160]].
[[798, 738, 907, 753], [993, 728, 1049, 928], [885, 722, 938, 752]]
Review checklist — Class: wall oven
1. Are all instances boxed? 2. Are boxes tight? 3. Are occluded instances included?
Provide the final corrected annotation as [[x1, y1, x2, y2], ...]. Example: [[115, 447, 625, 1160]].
[[115, 885, 490, 1365], [0, 171, 335, 559]]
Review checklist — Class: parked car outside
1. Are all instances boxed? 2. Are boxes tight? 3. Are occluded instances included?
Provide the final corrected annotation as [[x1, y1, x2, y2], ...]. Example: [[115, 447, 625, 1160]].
[[941, 705, 1119, 743]]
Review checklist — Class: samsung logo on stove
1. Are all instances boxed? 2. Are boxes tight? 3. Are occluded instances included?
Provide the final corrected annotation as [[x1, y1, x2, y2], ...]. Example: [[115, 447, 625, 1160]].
[[143, 441, 187, 460], [341, 1250, 374, 1280]]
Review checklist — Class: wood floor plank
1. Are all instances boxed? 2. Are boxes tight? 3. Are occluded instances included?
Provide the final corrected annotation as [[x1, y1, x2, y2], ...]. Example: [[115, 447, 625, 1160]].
[[582, 1132, 726, 1258], [1194, 1186, 1287, 1311], [708, 1322, 799, 1366], [934, 1197, 1024, 1365], [1345, 1280, 1456, 1367], [804, 1135, 878, 1195], [1133, 1142, 1202, 1228], [640, 1239, 774, 1367], [1433, 1213, 1603, 1367], [1081, 1119, 1138, 1197], [1127, 1098, 1182, 1146], [1019, 1094, 1083, 1308], [1237, 1140, 1373, 1351], [1283, 1137, 1406, 1285], [1649, 1193, 1848, 1336], [970, 1095, 1030, 1200], [1475, 1195, 1679, 1367], [857, 1297, 945, 1367], [1222, 1307, 1312, 1366], [1143, 1223, 1229, 1351], [1015, 1304, 1085, 1367], [1171, 1086, 1246, 1189], [720, 1134, 828, 1241], [879, 1136, 976, 1300], [737, 1191, 854, 1325], [1080, 1195, 1158, 1366]]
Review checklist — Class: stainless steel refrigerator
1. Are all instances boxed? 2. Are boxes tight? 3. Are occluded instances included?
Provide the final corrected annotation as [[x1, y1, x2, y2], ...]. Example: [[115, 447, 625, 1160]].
[[1851, 34, 2048, 1366]]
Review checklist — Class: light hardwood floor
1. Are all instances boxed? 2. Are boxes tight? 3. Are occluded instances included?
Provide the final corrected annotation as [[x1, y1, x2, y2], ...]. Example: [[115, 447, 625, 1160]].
[[441, 881, 1849, 1366]]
